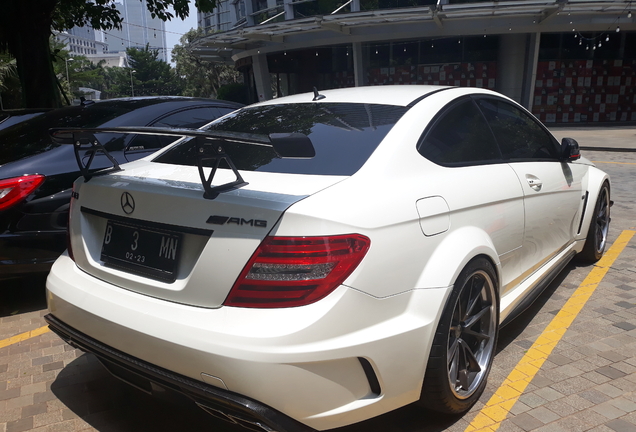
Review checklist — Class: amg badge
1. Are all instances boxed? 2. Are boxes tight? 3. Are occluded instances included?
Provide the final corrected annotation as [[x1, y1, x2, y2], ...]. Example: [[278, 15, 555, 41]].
[[206, 215, 267, 228]]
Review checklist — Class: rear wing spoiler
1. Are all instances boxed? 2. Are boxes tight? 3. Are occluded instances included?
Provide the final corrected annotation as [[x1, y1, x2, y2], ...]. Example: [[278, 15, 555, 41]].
[[50, 126, 315, 199]]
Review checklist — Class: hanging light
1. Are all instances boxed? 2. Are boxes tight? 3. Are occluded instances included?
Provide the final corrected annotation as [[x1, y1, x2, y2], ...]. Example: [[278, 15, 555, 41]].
[[616, 25, 620, 32], [586, 44, 589, 50], [606, 35, 610, 41], [579, 39, 582, 45], [574, 33, 578, 38], [599, 41, 602, 47], [458, 39, 461, 44], [592, 44, 596, 50], [628, 11, 632, 18]]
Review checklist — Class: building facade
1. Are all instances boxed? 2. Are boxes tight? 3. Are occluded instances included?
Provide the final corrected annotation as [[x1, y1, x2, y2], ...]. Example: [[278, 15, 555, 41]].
[[54, 30, 107, 56], [105, 0, 169, 62], [195, 0, 636, 124]]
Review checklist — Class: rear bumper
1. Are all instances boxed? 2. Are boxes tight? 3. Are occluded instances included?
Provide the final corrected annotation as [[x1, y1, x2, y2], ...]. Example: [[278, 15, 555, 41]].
[[46, 253, 449, 430], [45, 313, 312, 432]]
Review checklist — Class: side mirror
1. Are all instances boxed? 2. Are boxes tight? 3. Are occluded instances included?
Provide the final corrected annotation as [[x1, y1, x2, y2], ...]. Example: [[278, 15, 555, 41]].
[[561, 137, 580, 162]]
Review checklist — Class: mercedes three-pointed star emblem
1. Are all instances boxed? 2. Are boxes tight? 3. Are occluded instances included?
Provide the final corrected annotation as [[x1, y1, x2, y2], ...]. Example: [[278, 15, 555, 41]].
[[121, 192, 135, 215]]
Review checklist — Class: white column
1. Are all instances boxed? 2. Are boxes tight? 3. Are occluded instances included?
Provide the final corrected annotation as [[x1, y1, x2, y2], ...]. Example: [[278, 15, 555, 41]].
[[522, 33, 541, 111], [496, 33, 528, 104], [284, 0, 294, 19], [352, 42, 365, 87], [253, 53, 273, 101], [245, 0, 255, 27]]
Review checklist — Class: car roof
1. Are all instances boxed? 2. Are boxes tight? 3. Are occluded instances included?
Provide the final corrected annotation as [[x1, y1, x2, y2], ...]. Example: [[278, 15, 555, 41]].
[[254, 85, 452, 107], [81, 96, 243, 109]]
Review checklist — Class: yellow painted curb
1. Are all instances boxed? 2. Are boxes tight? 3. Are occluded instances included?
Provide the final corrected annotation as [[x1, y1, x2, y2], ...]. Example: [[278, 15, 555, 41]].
[[591, 161, 636, 165], [0, 325, 50, 349], [466, 230, 636, 432]]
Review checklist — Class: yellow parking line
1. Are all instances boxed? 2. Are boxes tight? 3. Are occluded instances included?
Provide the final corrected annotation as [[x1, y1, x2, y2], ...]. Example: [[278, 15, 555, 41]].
[[0, 325, 50, 349], [591, 161, 636, 165], [465, 229, 636, 432]]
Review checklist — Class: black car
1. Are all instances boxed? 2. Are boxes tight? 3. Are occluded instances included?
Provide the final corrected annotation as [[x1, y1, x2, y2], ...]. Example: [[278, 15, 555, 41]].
[[0, 97, 242, 281], [0, 108, 51, 131]]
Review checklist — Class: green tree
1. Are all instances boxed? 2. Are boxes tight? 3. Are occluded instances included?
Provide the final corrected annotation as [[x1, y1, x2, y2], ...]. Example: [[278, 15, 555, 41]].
[[50, 38, 104, 104], [129, 45, 184, 96], [0, 52, 18, 109], [172, 28, 240, 98], [97, 66, 131, 99], [0, 0, 215, 109]]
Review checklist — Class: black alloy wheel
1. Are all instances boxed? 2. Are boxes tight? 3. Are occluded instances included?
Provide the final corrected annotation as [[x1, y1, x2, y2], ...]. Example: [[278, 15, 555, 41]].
[[579, 182, 611, 262], [420, 257, 499, 413]]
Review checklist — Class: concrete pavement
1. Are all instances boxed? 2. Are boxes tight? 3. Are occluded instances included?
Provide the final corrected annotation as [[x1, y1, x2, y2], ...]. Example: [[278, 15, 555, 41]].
[[550, 126, 636, 151]]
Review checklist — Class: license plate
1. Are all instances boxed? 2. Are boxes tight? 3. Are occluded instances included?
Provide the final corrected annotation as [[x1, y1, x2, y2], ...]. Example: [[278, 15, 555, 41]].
[[101, 220, 182, 282]]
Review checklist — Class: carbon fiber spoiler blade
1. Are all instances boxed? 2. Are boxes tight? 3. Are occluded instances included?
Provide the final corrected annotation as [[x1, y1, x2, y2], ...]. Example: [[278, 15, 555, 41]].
[[49, 126, 315, 199]]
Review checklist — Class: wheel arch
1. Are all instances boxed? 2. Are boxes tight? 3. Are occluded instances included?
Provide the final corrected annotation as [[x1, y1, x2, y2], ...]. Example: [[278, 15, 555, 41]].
[[414, 226, 502, 292], [577, 167, 610, 243]]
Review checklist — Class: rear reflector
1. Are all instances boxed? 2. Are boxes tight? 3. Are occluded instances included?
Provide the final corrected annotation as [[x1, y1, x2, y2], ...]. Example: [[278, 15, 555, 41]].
[[0, 174, 45, 211], [224, 234, 370, 308]]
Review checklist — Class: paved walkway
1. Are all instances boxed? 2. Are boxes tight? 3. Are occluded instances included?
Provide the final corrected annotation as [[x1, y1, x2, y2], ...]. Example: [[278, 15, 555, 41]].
[[549, 126, 636, 151]]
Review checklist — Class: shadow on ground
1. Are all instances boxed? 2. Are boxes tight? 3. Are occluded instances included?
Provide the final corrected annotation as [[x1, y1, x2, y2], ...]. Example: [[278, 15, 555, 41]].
[[0, 275, 47, 318], [51, 352, 463, 432], [51, 352, 245, 432]]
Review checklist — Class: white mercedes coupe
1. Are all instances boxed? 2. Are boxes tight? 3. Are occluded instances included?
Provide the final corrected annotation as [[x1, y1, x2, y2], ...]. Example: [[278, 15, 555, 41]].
[[45, 85, 611, 432]]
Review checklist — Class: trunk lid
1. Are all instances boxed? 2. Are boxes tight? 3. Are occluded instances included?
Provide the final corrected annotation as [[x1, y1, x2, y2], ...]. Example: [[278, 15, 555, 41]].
[[69, 161, 345, 308]]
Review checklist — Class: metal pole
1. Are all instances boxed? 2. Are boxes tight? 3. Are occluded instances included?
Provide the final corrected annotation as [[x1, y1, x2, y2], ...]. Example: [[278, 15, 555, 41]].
[[130, 69, 135, 97], [65, 58, 74, 102], [65, 58, 72, 85]]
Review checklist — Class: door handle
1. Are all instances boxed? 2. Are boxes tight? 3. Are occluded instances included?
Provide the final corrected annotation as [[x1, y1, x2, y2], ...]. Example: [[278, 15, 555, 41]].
[[526, 174, 542, 191]]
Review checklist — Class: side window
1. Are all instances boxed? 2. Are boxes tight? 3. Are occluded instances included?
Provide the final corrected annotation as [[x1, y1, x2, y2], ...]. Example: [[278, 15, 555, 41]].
[[127, 107, 234, 152], [476, 98, 560, 161], [418, 98, 501, 166]]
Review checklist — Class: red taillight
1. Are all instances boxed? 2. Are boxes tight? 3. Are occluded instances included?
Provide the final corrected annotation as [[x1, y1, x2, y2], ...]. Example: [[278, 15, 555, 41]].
[[224, 234, 371, 308], [0, 174, 45, 211]]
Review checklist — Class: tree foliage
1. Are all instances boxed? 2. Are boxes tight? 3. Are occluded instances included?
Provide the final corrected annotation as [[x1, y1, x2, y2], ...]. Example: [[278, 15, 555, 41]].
[[129, 45, 184, 96], [0, 0, 216, 108], [172, 29, 240, 99]]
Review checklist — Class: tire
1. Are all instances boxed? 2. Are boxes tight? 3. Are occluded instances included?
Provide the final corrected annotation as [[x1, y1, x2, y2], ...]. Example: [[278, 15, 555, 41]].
[[578, 182, 611, 263], [419, 257, 499, 414]]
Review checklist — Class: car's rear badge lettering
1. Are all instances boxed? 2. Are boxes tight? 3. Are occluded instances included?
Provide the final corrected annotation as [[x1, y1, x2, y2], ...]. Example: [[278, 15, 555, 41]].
[[206, 215, 267, 228]]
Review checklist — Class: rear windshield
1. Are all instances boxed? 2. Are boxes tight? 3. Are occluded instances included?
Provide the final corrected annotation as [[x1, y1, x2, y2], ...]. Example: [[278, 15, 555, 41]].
[[154, 103, 409, 176]]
